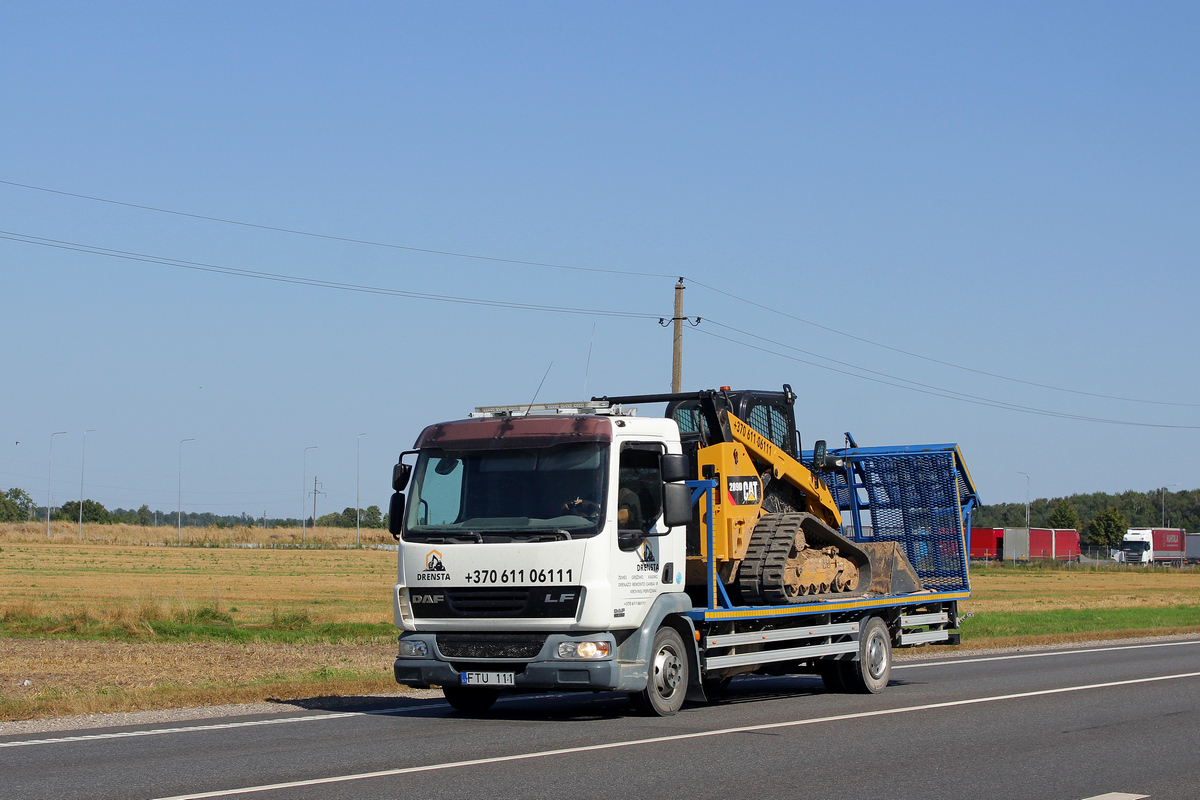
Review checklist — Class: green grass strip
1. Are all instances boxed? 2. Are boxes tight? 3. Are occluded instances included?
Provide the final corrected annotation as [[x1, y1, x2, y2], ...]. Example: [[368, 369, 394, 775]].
[[0, 610, 395, 644], [962, 605, 1200, 640]]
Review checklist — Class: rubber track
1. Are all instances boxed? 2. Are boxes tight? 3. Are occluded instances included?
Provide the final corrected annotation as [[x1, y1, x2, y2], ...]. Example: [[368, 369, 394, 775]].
[[737, 513, 804, 606]]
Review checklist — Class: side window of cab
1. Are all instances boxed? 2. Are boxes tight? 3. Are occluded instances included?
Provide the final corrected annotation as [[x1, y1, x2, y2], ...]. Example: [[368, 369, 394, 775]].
[[618, 446, 663, 533]]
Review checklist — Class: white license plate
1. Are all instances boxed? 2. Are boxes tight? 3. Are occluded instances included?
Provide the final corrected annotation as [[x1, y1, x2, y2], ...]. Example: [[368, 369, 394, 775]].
[[461, 671, 515, 686]]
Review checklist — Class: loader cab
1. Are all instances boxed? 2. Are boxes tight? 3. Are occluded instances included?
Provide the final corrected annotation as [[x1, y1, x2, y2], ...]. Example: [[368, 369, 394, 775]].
[[665, 385, 801, 458]]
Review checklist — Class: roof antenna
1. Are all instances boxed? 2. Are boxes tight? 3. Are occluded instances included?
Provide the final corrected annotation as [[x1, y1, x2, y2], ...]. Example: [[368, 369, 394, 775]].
[[526, 361, 553, 415], [582, 323, 596, 397]]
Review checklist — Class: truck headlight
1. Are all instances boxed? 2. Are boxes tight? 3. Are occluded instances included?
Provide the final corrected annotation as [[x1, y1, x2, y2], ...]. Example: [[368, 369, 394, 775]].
[[399, 640, 429, 657], [558, 641, 610, 659]]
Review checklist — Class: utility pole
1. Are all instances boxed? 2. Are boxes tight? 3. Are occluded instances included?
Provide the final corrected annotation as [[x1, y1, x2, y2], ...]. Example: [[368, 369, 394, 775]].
[[671, 279, 684, 393], [302, 446, 317, 540], [308, 476, 324, 542], [356, 433, 366, 546], [1017, 472, 1030, 528], [1161, 484, 1180, 526]]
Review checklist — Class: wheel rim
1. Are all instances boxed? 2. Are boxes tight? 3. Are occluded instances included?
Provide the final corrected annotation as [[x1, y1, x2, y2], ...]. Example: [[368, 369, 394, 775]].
[[866, 632, 889, 680], [653, 642, 683, 700]]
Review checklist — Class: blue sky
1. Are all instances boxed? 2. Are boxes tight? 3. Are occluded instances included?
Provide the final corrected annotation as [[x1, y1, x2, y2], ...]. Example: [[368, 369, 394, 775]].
[[2, 2, 1197, 519]]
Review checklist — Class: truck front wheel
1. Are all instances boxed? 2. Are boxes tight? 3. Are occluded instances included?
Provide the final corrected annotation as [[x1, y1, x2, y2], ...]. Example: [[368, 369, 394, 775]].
[[630, 626, 689, 716], [442, 686, 499, 714]]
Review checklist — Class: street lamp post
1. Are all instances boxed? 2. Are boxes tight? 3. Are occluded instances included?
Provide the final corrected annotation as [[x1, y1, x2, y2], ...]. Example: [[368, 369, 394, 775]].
[[1161, 483, 1181, 527], [356, 433, 366, 546], [178, 438, 195, 543], [302, 446, 317, 541], [47, 431, 67, 537], [1017, 472, 1031, 528], [79, 429, 95, 540]]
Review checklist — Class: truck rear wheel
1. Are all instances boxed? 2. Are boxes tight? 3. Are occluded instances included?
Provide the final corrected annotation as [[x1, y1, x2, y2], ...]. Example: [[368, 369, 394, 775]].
[[630, 626, 689, 716], [443, 686, 499, 714], [817, 662, 846, 693], [842, 617, 891, 694]]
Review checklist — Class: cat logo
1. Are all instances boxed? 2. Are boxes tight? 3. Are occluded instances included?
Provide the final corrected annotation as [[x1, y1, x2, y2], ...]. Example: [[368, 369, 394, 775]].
[[726, 476, 762, 506], [410, 593, 444, 604]]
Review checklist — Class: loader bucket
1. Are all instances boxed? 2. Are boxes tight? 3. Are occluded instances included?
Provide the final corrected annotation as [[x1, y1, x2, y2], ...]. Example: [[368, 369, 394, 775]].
[[856, 541, 923, 596]]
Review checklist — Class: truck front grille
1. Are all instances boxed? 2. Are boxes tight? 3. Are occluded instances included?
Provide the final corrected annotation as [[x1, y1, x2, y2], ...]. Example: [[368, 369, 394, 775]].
[[409, 586, 583, 619], [448, 587, 529, 616]]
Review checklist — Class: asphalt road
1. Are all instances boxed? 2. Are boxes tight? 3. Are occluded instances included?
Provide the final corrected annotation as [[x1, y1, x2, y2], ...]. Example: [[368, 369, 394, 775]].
[[5, 639, 1199, 800]]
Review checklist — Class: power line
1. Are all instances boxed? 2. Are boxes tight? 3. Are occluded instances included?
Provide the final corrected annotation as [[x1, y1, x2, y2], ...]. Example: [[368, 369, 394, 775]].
[[0, 179, 676, 279], [685, 278, 1200, 409], [3, 178, 1192, 408], [692, 324, 1200, 430], [0, 231, 663, 321]]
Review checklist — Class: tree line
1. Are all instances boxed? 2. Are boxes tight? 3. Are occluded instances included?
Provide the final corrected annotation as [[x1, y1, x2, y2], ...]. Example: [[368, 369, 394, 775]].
[[0, 488, 390, 529], [971, 487, 1198, 548]]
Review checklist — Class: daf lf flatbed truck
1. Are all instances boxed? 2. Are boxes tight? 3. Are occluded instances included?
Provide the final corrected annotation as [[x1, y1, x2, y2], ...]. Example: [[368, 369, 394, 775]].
[[388, 386, 978, 715]]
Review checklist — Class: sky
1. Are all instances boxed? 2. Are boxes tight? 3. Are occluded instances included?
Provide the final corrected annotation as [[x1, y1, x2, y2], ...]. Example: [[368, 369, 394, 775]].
[[2, 2, 1198, 521]]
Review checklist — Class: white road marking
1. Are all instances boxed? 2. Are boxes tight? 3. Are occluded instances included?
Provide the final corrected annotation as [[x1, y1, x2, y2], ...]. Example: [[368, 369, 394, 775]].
[[150, 669, 1200, 800], [0, 692, 581, 749], [1079, 793, 1149, 799], [0, 703, 446, 749], [894, 638, 1200, 670]]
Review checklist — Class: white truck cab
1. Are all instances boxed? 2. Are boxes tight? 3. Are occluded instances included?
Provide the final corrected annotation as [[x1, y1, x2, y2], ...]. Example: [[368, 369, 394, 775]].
[[390, 405, 693, 707]]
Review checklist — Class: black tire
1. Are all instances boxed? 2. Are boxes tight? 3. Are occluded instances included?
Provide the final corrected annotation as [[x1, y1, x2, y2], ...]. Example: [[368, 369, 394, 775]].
[[843, 617, 891, 694], [818, 662, 847, 693], [443, 686, 499, 714], [630, 626, 689, 716]]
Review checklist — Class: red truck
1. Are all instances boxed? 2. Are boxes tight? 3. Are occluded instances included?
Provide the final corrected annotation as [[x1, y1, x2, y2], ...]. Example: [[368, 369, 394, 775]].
[[1119, 528, 1186, 565]]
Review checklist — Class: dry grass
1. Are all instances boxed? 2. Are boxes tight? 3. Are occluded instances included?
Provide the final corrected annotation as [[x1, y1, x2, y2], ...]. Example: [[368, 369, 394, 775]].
[[0, 540, 396, 626], [0, 538, 402, 719], [962, 565, 1200, 615], [0, 521, 395, 548], [0, 638, 399, 719]]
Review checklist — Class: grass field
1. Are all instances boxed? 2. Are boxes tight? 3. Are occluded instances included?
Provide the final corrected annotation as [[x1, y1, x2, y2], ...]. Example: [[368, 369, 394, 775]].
[[2, 525, 1199, 720]]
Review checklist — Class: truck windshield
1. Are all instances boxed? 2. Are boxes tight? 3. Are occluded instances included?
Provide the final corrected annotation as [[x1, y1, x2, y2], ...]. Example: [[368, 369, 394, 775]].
[[404, 442, 608, 542], [1122, 541, 1149, 551]]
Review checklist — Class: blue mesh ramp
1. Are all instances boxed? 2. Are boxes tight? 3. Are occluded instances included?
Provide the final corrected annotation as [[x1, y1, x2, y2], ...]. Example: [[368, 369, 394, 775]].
[[816, 443, 978, 594]]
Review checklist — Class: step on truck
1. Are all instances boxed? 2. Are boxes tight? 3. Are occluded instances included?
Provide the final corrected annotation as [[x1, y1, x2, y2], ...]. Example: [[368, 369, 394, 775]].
[[388, 386, 978, 715]]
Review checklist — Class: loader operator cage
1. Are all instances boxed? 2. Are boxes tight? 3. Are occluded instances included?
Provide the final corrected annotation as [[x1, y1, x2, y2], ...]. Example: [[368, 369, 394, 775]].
[[668, 389, 800, 458], [815, 443, 978, 592]]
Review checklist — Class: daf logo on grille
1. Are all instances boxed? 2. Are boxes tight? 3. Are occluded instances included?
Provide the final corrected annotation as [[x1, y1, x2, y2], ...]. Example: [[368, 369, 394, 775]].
[[411, 594, 444, 604]]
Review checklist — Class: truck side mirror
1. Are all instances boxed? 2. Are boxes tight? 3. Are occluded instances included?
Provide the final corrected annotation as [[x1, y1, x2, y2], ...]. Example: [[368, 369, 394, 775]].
[[388, 492, 405, 540], [660, 453, 691, 483], [661, 482, 693, 528], [813, 440, 827, 470], [392, 462, 412, 492]]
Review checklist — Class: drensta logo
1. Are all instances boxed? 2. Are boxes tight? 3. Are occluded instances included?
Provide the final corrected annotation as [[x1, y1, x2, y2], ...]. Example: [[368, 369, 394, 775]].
[[417, 549, 451, 582], [637, 541, 660, 573]]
